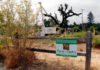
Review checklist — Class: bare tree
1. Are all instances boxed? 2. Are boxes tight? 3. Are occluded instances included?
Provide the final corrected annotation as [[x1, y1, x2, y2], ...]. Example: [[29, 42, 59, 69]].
[[44, 4, 81, 33]]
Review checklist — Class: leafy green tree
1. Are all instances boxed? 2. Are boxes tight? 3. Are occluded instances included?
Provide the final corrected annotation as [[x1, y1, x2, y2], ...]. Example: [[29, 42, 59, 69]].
[[87, 12, 94, 24], [88, 12, 94, 24], [86, 11, 95, 31]]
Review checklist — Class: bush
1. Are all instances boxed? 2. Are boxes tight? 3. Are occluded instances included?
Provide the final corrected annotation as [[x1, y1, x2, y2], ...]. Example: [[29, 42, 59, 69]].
[[2, 48, 36, 69]]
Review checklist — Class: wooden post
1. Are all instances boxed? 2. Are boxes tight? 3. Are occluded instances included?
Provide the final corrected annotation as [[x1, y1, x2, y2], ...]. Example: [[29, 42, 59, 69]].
[[85, 31, 92, 70]]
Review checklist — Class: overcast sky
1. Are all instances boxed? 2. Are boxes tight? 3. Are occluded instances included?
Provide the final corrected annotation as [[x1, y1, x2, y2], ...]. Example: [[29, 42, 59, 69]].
[[31, 0, 100, 24], [0, 0, 100, 24]]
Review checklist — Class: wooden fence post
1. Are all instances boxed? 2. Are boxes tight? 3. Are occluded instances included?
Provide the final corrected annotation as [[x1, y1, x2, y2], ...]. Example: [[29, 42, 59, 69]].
[[85, 31, 92, 70]]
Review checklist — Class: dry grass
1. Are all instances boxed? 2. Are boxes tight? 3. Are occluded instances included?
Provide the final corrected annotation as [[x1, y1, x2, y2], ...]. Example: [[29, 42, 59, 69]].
[[1, 48, 37, 69], [0, 40, 100, 70], [90, 66, 98, 70]]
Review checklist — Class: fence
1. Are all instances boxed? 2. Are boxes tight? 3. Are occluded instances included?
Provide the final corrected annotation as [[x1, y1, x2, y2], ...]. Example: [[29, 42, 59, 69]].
[[27, 31, 92, 70]]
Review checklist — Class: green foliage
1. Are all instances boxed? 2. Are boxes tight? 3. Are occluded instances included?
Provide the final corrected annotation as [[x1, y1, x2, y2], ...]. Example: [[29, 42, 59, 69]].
[[72, 26, 81, 32], [0, 39, 8, 45], [0, 12, 4, 22], [33, 24, 41, 32], [88, 26, 98, 31], [44, 19, 56, 27], [87, 11, 94, 24], [60, 20, 69, 28], [48, 34, 60, 37], [60, 34, 67, 37], [0, 0, 35, 48], [60, 31, 86, 38], [93, 35, 100, 47], [47, 31, 86, 38], [0, 23, 6, 35]]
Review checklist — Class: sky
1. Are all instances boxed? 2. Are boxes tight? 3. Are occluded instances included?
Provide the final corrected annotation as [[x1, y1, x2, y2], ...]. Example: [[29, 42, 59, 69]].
[[0, 0, 100, 24], [31, 0, 100, 24]]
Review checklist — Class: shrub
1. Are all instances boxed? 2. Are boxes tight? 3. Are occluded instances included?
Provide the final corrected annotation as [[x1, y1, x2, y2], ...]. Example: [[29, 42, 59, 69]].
[[2, 48, 36, 69]]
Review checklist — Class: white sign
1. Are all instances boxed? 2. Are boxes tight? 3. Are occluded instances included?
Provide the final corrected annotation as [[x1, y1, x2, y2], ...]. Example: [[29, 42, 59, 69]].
[[56, 39, 78, 57]]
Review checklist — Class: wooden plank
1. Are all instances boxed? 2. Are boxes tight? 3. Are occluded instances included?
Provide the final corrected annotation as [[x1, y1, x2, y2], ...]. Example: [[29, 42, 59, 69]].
[[27, 37, 86, 42], [27, 48, 86, 56], [85, 31, 92, 70]]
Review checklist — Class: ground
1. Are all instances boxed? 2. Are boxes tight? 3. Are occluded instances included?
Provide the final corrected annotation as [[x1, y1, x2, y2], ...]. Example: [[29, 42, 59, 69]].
[[30, 40, 100, 70], [0, 40, 100, 70]]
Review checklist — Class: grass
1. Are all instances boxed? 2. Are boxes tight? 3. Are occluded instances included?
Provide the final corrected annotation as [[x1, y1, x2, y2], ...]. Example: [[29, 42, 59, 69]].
[[65, 31, 86, 38], [93, 35, 100, 47], [47, 32, 100, 48], [52, 31, 87, 38], [47, 31, 86, 38]]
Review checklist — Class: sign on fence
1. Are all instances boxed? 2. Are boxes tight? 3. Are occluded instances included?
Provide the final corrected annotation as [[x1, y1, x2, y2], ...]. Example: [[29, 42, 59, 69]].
[[56, 39, 78, 57], [28, 31, 92, 70]]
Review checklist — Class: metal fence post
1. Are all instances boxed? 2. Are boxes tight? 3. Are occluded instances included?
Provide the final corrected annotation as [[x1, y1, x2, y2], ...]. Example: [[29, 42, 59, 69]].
[[85, 31, 92, 70]]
